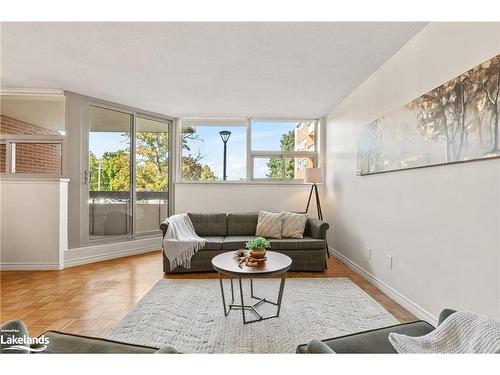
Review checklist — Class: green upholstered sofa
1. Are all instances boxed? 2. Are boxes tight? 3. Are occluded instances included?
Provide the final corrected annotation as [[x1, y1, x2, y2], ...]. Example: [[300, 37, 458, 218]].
[[0, 320, 177, 354], [296, 309, 457, 354], [160, 212, 329, 273]]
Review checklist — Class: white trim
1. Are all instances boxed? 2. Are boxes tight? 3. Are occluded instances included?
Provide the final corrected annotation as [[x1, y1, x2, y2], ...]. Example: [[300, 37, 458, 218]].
[[329, 247, 438, 326], [0, 176, 69, 183], [250, 150, 316, 157], [0, 262, 63, 271], [64, 238, 162, 268], [175, 180, 309, 186], [0, 134, 64, 142], [0, 88, 64, 96], [64, 246, 159, 268]]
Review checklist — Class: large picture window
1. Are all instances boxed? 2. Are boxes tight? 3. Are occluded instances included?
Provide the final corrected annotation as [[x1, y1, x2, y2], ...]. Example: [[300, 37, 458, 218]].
[[179, 118, 318, 182], [180, 120, 247, 181]]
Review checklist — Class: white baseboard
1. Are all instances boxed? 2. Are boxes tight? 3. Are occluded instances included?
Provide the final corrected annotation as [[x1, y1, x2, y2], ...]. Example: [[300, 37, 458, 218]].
[[0, 262, 63, 271], [64, 244, 160, 268], [329, 247, 438, 326]]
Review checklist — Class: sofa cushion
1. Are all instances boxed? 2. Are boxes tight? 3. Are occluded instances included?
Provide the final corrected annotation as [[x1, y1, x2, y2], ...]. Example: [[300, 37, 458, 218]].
[[187, 213, 227, 236], [200, 236, 224, 251], [268, 237, 326, 250], [296, 321, 434, 354], [227, 212, 258, 236], [223, 236, 258, 250]]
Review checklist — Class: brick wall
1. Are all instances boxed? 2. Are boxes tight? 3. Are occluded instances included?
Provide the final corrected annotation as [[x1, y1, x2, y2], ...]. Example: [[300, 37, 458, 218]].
[[0, 114, 61, 173], [0, 143, 5, 172]]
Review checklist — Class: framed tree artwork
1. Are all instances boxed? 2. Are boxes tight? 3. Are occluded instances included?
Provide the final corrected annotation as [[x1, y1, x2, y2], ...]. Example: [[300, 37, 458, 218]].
[[357, 54, 500, 175]]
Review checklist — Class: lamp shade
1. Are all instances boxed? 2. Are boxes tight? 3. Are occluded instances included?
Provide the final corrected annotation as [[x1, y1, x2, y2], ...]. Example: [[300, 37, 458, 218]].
[[304, 167, 323, 184]]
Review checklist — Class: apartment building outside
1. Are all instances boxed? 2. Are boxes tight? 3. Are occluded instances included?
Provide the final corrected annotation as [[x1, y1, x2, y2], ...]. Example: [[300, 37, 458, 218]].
[[294, 120, 316, 179]]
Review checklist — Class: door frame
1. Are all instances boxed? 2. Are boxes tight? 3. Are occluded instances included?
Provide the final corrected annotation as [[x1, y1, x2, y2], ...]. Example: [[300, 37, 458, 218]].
[[82, 98, 174, 247]]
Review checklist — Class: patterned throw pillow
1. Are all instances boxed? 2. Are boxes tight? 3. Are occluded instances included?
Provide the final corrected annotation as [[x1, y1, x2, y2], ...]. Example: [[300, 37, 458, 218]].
[[255, 211, 284, 238], [281, 212, 308, 238]]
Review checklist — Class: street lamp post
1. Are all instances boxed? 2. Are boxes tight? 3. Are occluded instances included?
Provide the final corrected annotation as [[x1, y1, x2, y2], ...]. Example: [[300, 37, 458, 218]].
[[219, 130, 231, 181]]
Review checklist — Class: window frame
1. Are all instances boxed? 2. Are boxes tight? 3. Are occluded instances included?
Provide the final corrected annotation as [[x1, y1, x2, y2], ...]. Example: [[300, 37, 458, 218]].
[[249, 118, 318, 181], [177, 117, 319, 184], [0, 134, 64, 177], [177, 118, 249, 183], [85, 100, 174, 244], [0, 90, 66, 177]]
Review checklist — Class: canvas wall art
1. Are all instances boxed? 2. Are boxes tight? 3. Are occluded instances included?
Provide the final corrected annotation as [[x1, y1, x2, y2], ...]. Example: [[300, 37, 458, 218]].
[[357, 54, 500, 175]]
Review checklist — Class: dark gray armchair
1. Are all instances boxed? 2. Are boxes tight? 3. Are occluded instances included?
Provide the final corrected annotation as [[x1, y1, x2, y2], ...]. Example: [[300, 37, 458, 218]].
[[297, 309, 457, 354], [0, 320, 177, 354]]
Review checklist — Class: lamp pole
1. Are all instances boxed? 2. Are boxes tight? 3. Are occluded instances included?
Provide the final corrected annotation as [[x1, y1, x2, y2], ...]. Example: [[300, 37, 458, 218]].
[[219, 130, 231, 181]]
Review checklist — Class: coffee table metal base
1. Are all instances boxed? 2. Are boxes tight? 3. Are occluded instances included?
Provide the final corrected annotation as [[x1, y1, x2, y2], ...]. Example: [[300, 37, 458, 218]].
[[218, 274, 286, 324]]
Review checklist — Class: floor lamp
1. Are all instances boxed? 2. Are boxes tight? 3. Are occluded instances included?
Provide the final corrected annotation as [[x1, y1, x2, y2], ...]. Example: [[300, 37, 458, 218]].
[[304, 167, 323, 220]]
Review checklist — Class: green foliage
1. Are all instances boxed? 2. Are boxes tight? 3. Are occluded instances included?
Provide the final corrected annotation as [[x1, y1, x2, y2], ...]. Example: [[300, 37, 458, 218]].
[[245, 237, 271, 250], [89, 150, 130, 191], [90, 128, 218, 192], [136, 131, 168, 191], [266, 130, 295, 178], [181, 155, 218, 181]]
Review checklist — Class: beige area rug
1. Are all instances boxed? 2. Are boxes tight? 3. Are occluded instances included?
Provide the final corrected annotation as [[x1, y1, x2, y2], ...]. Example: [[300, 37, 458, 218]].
[[108, 277, 399, 353]]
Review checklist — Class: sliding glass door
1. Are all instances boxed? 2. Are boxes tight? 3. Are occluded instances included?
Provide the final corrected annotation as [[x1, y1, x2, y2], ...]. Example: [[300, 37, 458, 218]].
[[87, 105, 171, 242], [134, 116, 169, 235], [88, 105, 132, 239]]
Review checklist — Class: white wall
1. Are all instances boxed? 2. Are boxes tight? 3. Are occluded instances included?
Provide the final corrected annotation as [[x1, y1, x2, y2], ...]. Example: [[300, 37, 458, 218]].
[[0, 177, 68, 270], [325, 22, 500, 322], [175, 183, 320, 214]]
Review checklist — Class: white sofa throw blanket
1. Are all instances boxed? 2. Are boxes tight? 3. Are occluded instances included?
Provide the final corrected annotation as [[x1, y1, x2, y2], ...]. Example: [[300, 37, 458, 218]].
[[162, 214, 206, 271], [389, 311, 500, 354]]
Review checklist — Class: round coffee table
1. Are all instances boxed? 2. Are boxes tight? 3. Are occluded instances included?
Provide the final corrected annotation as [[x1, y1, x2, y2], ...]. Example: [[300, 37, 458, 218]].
[[211, 251, 292, 324]]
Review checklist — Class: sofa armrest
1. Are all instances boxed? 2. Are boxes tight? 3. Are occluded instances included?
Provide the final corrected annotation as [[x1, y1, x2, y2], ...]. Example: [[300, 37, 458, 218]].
[[39, 331, 160, 353], [1, 320, 30, 354], [304, 339, 336, 354], [438, 309, 457, 326], [306, 218, 329, 239], [160, 219, 169, 238]]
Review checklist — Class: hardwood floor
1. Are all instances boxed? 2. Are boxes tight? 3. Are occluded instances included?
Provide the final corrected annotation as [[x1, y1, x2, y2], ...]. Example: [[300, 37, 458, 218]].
[[0, 251, 416, 337]]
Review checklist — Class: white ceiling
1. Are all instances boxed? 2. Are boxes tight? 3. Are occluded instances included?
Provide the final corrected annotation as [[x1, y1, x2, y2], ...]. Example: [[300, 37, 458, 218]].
[[1, 22, 426, 118]]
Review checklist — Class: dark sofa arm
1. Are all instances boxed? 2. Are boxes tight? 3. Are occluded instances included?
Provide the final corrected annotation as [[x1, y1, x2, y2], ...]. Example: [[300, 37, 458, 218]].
[[438, 309, 457, 326], [306, 218, 329, 239], [160, 219, 169, 238], [1, 320, 30, 354], [304, 339, 335, 354]]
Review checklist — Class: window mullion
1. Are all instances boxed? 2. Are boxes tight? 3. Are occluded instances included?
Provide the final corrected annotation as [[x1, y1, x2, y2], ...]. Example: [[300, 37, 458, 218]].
[[246, 118, 252, 180], [130, 113, 137, 238]]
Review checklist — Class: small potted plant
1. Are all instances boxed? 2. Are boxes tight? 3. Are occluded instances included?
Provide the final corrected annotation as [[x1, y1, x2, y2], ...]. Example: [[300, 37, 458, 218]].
[[245, 237, 271, 259]]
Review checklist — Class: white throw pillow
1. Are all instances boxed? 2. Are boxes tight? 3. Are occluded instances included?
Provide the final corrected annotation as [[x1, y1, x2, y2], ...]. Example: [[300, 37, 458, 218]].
[[255, 211, 284, 238], [281, 212, 308, 238]]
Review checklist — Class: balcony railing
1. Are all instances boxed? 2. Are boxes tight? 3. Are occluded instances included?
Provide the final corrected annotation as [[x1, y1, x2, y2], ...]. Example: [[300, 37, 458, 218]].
[[89, 190, 168, 236], [89, 190, 168, 201]]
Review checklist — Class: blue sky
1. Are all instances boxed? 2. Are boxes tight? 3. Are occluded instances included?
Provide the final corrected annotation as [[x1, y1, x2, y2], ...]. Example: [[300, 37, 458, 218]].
[[89, 121, 296, 180]]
